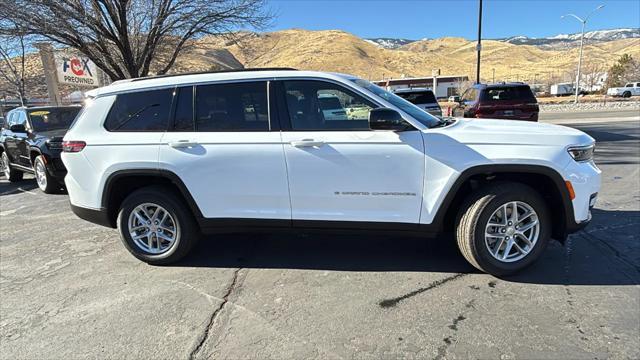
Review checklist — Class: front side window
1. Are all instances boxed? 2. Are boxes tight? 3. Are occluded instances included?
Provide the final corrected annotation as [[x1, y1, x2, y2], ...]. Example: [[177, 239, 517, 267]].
[[461, 88, 478, 102], [195, 82, 268, 132], [104, 88, 173, 131], [283, 80, 375, 130], [28, 107, 80, 132], [350, 78, 441, 128]]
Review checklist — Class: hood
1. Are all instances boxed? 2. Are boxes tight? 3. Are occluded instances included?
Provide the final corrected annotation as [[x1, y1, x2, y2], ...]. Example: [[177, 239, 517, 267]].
[[434, 118, 594, 147]]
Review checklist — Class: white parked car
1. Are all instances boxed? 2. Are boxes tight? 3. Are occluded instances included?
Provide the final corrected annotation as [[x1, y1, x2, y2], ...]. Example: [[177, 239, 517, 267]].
[[607, 82, 640, 97], [393, 88, 442, 117], [62, 69, 601, 276]]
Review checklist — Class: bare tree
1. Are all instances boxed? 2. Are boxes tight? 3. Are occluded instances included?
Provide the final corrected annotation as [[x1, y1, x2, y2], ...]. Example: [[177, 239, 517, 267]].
[[454, 79, 473, 97], [0, 0, 272, 81], [0, 28, 28, 105], [581, 61, 606, 93]]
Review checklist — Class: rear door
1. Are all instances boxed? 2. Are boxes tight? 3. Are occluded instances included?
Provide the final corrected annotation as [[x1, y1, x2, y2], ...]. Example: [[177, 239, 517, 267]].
[[3, 111, 18, 162], [159, 81, 290, 222], [277, 79, 425, 225], [7, 110, 30, 166]]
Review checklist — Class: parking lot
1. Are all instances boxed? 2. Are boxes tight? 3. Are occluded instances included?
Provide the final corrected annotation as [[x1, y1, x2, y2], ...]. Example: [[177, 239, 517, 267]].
[[1, 111, 638, 359]]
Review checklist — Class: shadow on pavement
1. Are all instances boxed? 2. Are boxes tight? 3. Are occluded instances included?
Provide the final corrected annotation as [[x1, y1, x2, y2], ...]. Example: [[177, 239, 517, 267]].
[[177, 208, 639, 286], [0, 178, 38, 196]]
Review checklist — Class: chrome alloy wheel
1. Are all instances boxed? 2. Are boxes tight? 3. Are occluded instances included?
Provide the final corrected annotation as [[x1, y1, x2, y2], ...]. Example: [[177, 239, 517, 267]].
[[35, 159, 47, 189], [128, 203, 179, 254], [485, 201, 540, 263]]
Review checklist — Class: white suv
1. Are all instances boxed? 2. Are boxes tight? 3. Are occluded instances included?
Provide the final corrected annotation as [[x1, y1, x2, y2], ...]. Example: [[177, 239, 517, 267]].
[[62, 69, 601, 276]]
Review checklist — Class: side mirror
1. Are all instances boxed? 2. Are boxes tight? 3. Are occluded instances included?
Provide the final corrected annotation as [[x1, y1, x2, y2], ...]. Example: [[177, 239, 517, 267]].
[[369, 108, 411, 131], [10, 124, 26, 133]]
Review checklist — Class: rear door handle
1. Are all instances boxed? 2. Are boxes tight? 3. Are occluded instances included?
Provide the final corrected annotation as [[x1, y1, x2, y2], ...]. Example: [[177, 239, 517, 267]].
[[169, 140, 198, 148], [290, 139, 324, 148]]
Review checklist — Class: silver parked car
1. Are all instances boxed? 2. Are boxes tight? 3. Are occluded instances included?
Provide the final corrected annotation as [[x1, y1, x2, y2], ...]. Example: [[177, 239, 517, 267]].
[[393, 88, 442, 117]]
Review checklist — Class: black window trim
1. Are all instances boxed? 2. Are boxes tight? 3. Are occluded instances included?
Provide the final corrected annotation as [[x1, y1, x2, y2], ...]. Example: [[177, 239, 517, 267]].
[[275, 79, 382, 132], [169, 85, 195, 132]]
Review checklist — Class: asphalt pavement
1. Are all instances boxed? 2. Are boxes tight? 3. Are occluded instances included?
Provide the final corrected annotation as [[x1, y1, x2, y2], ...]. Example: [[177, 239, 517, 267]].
[[0, 112, 638, 359]]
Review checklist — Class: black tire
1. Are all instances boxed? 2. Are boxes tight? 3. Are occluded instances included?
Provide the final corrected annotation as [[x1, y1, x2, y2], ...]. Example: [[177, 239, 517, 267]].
[[455, 182, 551, 276], [117, 186, 200, 265], [34, 155, 61, 194], [1, 152, 23, 182], [623, 91, 631, 98]]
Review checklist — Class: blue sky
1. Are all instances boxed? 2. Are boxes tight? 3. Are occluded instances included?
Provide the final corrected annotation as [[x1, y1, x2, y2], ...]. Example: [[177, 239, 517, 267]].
[[268, 0, 640, 39]]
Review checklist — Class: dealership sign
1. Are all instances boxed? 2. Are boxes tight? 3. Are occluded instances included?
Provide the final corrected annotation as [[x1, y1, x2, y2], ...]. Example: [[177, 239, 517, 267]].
[[54, 53, 99, 86]]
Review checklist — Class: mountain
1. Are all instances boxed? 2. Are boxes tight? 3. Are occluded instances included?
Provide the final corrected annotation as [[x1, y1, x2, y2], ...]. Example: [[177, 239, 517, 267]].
[[500, 28, 640, 47], [368, 28, 640, 49], [365, 38, 417, 49], [193, 29, 639, 82], [4, 28, 640, 100]]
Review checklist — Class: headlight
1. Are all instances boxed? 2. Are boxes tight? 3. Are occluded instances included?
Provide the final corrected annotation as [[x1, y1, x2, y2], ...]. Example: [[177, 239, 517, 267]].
[[568, 144, 595, 162]]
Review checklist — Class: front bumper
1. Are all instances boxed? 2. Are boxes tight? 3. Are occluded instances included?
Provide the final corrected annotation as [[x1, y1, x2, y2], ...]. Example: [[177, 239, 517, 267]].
[[563, 159, 601, 234]]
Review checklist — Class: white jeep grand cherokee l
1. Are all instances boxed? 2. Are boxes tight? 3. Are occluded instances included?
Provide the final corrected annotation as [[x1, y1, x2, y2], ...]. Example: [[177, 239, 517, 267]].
[[62, 69, 600, 276]]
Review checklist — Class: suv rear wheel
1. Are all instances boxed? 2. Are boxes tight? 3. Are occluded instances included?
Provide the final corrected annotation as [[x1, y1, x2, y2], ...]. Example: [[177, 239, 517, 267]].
[[1, 152, 23, 182], [623, 91, 632, 98], [34, 155, 60, 193], [117, 186, 199, 265], [456, 182, 550, 276]]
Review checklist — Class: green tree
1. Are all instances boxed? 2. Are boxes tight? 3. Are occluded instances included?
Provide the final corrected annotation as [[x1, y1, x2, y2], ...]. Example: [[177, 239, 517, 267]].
[[606, 54, 640, 89]]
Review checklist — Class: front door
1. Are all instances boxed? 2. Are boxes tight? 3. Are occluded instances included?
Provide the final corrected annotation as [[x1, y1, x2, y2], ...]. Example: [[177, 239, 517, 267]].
[[159, 81, 290, 222], [277, 80, 425, 226]]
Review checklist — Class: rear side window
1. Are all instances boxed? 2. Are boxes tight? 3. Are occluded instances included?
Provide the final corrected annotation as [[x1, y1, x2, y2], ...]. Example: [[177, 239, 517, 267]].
[[104, 89, 173, 131], [395, 91, 437, 104], [195, 82, 269, 132], [481, 86, 535, 102]]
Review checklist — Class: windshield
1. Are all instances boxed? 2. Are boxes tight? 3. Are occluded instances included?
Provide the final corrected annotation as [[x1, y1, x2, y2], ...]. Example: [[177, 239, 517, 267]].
[[395, 90, 437, 105], [28, 107, 81, 132], [349, 78, 442, 128]]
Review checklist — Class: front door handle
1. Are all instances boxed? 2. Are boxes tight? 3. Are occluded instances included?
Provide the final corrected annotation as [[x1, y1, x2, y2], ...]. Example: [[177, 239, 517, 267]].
[[290, 139, 324, 148], [169, 140, 198, 148]]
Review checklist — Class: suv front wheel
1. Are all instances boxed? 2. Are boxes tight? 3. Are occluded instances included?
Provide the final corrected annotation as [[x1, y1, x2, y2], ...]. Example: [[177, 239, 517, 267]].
[[117, 186, 199, 265], [456, 182, 550, 276], [1, 152, 23, 182]]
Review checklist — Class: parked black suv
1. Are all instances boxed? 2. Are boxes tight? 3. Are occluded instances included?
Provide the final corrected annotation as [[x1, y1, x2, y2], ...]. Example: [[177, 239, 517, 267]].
[[0, 106, 81, 193], [453, 83, 539, 121]]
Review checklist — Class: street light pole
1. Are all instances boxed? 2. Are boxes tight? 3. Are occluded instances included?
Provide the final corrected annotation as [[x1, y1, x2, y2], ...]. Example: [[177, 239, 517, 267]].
[[475, 0, 483, 84], [562, 5, 604, 104]]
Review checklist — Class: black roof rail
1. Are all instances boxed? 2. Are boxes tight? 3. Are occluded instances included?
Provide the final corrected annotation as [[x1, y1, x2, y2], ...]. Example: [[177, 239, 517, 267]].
[[129, 68, 298, 82]]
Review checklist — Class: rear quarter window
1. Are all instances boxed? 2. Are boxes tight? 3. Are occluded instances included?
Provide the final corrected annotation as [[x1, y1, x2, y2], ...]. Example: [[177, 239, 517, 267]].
[[104, 88, 173, 132]]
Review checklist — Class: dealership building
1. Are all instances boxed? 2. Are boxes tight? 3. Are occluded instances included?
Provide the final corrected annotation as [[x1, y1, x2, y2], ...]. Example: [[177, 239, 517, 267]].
[[373, 75, 469, 99]]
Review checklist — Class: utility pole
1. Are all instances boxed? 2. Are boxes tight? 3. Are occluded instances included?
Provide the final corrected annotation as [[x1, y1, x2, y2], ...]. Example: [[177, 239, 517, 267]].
[[492, 68, 495, 83], [475, 0, 483, 84], [562, 4, 604, 104], [34, 42, 61, 106]]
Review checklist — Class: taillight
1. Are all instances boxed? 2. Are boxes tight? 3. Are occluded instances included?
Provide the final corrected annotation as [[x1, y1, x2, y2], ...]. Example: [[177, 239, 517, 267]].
[[62, 141, 86, 153]]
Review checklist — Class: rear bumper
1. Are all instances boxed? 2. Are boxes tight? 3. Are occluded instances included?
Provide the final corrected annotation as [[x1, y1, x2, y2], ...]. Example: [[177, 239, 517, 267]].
[[70, 204, 115, 228]]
